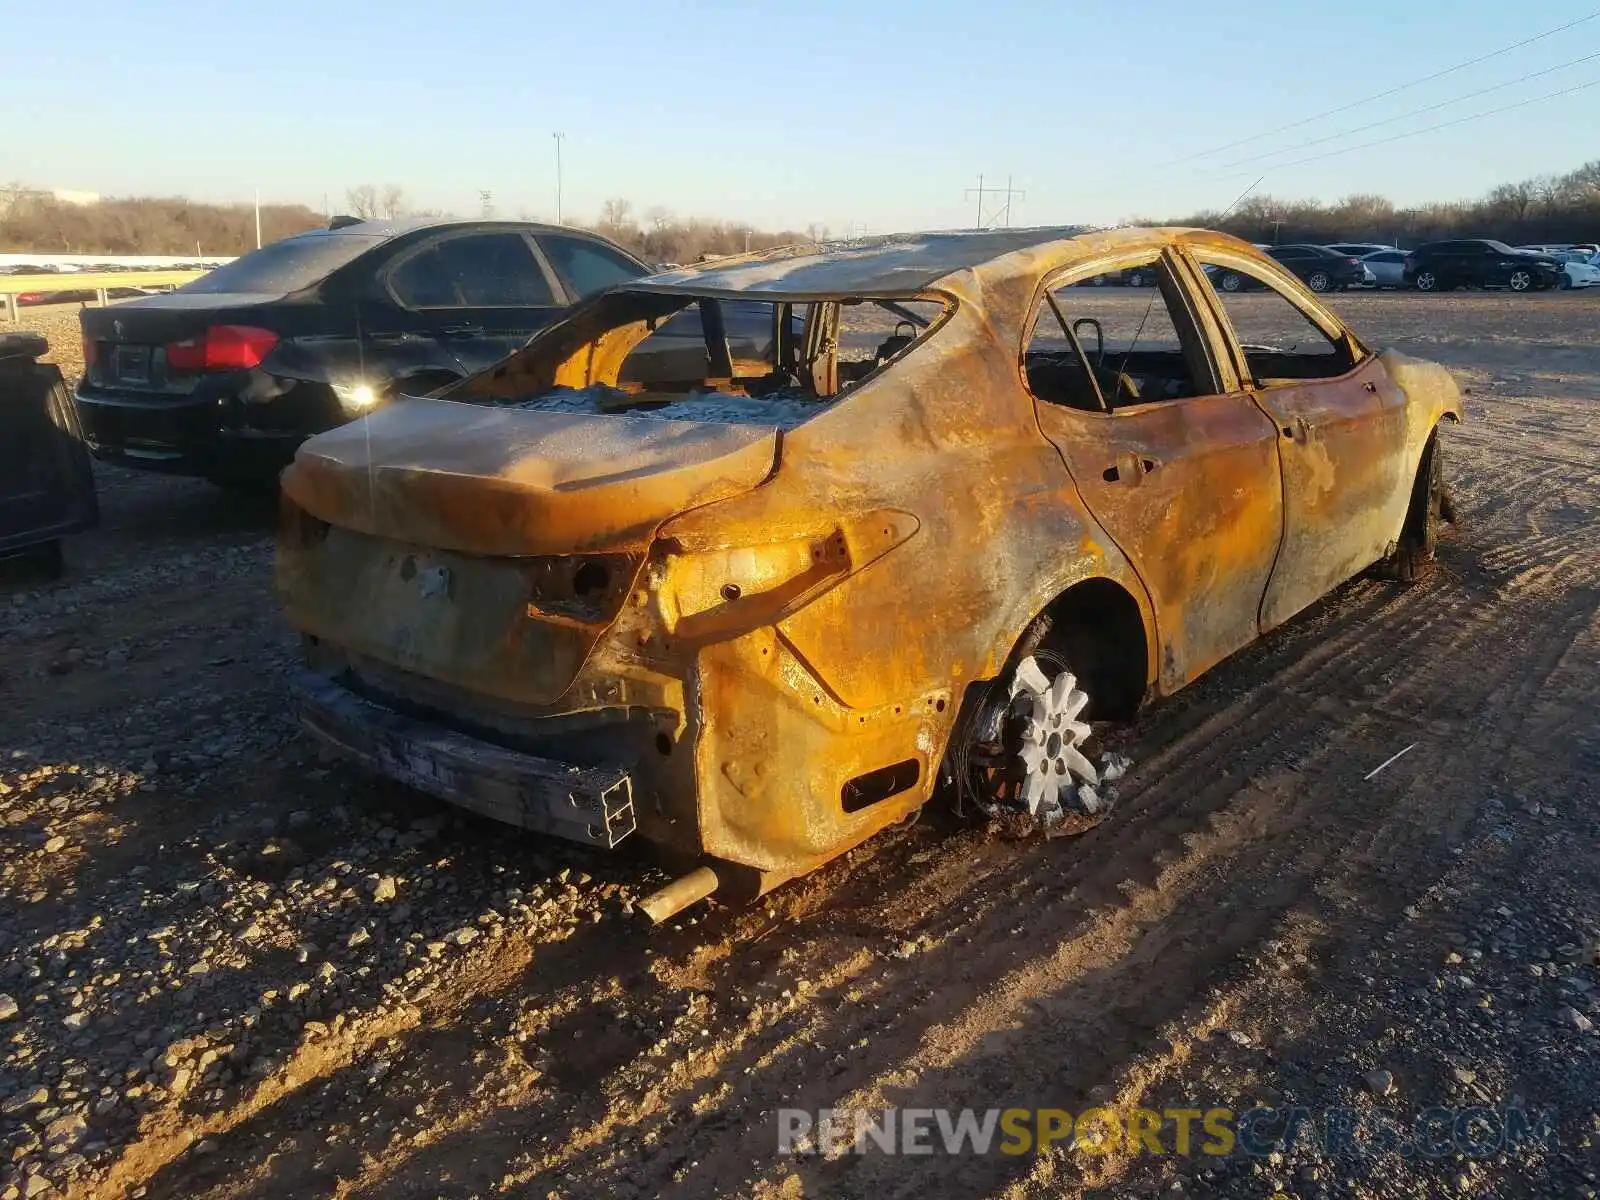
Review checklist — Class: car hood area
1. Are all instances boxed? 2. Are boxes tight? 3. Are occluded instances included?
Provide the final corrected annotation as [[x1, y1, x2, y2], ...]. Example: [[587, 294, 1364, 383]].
[[280, 397, 781, 557]]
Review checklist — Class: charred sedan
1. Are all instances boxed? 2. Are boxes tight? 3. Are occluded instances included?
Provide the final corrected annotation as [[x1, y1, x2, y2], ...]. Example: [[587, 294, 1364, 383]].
[[276, 227, 1462, 916], [74, 218, 655, 484]]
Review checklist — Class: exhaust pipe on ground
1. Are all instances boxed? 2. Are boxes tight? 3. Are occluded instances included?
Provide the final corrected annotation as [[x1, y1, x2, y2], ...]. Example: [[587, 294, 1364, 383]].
[[637, 865, 721, 924]]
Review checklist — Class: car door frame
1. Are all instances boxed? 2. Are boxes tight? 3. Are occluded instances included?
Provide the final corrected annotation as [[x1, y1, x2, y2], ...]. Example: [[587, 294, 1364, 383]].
[[1177, 243, 1416, 629], [1023, 243, 1288, 693], [377, 227, 569, 376]]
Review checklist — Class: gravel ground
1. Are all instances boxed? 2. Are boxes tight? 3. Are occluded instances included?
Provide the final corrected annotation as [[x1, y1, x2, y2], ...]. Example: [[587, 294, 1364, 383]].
[[0, 292, 1597, 1200]]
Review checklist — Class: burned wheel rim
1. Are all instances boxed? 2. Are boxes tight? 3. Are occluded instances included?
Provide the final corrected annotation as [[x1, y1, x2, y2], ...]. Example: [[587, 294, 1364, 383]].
[[1509, 270, 1532, 292], [948, 650, 1112, 828], [1012, 659, 1097, 814]]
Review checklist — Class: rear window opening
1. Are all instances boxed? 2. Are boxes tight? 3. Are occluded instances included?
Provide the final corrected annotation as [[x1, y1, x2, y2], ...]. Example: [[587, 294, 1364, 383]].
[[459, 293, 949, 429]]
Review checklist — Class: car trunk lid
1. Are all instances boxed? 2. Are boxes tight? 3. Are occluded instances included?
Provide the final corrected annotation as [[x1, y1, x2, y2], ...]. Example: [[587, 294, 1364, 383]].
[[278, 396, 781, 706], [282, 396, 780, 558], [80, 293, 280, 392]]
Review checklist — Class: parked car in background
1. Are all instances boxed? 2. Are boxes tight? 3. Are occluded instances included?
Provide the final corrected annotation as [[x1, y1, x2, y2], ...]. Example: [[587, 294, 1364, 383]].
[[1266, 245, 1372, 292], [1212, 245, 1369, 293], [276, 226, 1462, 911], [1360, 248, 1409, 289], [1402, 240, 1563, 292], [1079, 264, 1161, 287], [74, 219, 673, 485], [1555, 252, 1600, 289]]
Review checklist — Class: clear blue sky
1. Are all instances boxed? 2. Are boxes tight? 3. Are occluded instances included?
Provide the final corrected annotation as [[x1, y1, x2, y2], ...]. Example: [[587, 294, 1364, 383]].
[[5, 0, 1599, 233]]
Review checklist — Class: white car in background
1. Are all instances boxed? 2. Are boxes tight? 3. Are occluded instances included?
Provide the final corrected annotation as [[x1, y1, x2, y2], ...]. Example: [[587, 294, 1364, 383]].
[[1519, 245, 1600, 289], [1557, 250, 1600, 289], [1359, 248, 1408, 289]]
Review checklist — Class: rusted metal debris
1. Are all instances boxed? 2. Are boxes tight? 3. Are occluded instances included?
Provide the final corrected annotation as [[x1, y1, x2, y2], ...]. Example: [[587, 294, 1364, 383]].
[[276, 226, 1463, 915]]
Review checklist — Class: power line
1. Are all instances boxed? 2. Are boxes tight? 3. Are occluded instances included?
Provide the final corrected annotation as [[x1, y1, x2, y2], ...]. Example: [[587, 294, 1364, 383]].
[[1222, 75, 1600, 177], [1165, 8, 1600, 166], [1216, 48, 1600, 171]]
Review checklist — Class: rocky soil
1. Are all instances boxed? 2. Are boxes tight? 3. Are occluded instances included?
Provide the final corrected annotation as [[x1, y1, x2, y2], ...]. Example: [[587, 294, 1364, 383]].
[[0, 292, 1596, 1199]]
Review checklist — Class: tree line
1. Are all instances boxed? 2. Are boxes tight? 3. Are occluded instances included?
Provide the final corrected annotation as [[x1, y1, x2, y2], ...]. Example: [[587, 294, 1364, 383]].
[[1155, 159, 1600, 248], [0, 187, 325, 256], [7, 158, 1600, 258]]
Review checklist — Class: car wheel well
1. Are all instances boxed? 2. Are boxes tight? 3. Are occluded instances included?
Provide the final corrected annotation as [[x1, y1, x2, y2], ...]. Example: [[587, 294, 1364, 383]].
[[1002, 578, 1149, 722], [938, 577, 1149, 809]]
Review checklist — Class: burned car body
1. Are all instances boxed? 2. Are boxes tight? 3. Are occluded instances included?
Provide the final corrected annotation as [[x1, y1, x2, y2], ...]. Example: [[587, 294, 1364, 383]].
[[276, 227, 1462, 913]]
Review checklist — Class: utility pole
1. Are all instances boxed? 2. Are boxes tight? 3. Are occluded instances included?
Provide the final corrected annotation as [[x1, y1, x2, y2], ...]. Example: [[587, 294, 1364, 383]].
[[964, 176, 1025, 230], [479, 190, 495, 218], [553, 132, 565, 224], [254, 188, 262, 248], [1000, 175, 1025, 227]]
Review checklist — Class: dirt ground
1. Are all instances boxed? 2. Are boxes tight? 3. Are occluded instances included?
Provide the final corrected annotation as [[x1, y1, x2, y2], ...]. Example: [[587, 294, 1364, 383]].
[[1, 292, 1597, 1200]]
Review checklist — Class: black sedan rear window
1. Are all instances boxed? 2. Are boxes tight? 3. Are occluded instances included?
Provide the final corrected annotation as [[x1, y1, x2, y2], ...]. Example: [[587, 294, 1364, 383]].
[[179, 234, 386, 295]]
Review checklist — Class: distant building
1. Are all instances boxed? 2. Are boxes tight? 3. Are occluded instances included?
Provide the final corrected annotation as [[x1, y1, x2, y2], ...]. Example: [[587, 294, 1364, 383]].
[[51, 189, 101, 206]]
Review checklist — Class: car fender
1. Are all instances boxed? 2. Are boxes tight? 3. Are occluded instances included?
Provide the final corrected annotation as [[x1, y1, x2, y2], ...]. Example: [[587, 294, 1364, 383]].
[[1377, 349, 1464, 537]]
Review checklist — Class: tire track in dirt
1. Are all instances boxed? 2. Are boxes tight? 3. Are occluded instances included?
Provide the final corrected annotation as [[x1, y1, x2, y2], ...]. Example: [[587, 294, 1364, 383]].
[[789, 454, 1599, 1198]]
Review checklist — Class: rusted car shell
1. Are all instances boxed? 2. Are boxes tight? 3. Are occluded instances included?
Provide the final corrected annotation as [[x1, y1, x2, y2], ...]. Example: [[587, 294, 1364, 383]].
[[277, 226, 1463, 894]]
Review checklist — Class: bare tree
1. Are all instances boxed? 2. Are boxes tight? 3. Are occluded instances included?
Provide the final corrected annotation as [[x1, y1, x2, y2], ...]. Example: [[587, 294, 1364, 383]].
[[598, 197, 635, 235], [345, 185, 380, 220], [1486, 181, 1535, 225], [379, 184, 406, 219]]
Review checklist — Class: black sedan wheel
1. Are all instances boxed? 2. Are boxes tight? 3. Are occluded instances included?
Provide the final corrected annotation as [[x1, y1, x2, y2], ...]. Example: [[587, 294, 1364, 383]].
[[1219, 271, 1246, 293], [1126, 269, 1150, 287], [1414, 270, 1439, 292], [1306, 270, 1332, 293], [1508, 269, 1533, 292]]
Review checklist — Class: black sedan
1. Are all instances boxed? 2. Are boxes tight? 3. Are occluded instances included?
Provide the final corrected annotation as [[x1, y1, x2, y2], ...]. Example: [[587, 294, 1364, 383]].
[[1219, 244, 1369, 293], [1401, 240, 1563, 293], [75, 219, 661, 484]]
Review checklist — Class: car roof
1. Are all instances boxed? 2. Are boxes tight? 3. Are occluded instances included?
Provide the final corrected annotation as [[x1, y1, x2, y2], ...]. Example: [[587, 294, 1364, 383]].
[[625, 226, 1259, 299], [280, 216, 620, 246]]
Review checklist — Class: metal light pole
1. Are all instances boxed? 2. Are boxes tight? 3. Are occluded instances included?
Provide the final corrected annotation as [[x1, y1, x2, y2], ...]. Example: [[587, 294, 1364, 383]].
[[552, 132, 565, 224], [254, 188, 262, 248]]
